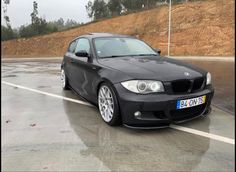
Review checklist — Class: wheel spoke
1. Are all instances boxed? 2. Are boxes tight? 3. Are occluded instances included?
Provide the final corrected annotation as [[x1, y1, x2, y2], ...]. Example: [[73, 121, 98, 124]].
[[101, 88, 106, 98], [106, 109, 110, 121], [108, 106, 113, 114]]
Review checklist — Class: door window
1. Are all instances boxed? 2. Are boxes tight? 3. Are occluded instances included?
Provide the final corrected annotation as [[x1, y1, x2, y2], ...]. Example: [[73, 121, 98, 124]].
[[68, 40, 77, 53], [74, 38, 90, 53]]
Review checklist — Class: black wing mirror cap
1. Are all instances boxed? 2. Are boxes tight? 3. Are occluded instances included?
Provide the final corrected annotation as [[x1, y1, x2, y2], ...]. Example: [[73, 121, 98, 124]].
[[75, 50, 89, 57], [154, 48, 161, 55]]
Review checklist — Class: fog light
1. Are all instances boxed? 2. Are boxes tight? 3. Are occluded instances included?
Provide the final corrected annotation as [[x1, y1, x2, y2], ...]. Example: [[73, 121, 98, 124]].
[[134, 111, 141, 118]]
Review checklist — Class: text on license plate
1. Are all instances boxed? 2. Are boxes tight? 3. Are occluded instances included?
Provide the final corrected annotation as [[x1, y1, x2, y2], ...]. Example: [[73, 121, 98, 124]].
[[176, 95, 206, 109]]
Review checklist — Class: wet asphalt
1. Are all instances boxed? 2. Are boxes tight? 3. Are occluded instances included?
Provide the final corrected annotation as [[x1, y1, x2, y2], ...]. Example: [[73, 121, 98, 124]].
[[184, 60, 235, 115], [1, 59, 235, 171]]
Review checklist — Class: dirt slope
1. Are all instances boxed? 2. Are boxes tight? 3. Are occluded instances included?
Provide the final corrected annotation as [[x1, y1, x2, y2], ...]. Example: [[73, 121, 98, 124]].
[[1, 0, 234, 57]]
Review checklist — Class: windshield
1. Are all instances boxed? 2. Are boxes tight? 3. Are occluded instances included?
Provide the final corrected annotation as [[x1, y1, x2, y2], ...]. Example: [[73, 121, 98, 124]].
[[94, 37, 157, 58]]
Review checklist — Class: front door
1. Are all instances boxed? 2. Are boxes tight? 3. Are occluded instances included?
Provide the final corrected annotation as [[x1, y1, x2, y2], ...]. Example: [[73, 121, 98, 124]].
[[71, 38, 92, 98]]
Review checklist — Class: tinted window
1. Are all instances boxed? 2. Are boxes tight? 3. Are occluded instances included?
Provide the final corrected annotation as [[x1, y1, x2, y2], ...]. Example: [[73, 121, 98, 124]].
[[68, 40, 77, 53], [94, 37, 157, 58], [75, 38, 90, 53]]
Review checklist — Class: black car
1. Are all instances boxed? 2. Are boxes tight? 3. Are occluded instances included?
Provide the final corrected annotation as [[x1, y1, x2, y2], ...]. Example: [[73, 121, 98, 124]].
[[61, 33, 214, 128]]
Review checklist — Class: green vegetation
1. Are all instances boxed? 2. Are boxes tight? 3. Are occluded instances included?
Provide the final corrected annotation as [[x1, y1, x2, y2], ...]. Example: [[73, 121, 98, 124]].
[[86, 0, 189, 20], [1, 26, 18, 41], [1, 0, 192, 41], [1, 1, 81, 41]]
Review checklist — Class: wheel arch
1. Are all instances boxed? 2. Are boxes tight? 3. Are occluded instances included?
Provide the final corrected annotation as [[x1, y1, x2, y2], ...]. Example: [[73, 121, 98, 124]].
[[96, 78, 120, 98]]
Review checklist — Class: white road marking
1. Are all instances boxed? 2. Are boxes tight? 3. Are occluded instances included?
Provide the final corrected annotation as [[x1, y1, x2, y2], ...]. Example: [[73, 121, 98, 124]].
[[2, 81, 93, 107], [2, 81, 235, 145], [170, 125, 234, 145]]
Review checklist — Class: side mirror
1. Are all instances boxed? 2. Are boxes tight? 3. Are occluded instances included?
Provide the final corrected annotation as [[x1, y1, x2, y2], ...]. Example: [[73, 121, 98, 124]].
[[75, 50, 89, 57], [154, 48, 161, 55]]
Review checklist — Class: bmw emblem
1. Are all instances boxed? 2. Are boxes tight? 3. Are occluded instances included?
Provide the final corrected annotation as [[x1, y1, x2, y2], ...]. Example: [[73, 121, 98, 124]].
[[184, 72, 190, 76]]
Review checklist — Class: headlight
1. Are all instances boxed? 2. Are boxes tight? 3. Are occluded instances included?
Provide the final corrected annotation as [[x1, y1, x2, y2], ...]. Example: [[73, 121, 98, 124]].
[[206, 72, 211, 85], [121, 80, 164, 94]]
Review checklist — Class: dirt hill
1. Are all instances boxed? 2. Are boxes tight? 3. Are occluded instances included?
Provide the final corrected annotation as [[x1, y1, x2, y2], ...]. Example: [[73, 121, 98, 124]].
[[1, 0, 234, 57]]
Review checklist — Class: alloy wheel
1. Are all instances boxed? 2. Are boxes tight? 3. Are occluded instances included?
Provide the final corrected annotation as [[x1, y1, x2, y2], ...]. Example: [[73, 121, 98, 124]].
[[61, 69, 66, 88], [98, 85, 114, 122]]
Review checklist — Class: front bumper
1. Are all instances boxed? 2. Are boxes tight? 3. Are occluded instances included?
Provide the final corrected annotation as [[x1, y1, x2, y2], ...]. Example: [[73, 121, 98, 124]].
[[113, 83, 214, 128]]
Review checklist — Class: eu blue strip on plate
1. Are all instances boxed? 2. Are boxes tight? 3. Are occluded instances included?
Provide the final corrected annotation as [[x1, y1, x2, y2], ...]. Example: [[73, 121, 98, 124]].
[[176, 100, 181, 109]]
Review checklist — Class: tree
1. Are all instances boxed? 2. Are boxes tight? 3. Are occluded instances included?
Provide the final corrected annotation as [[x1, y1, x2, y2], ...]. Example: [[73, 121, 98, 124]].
[[2, 0, 12, 28], [86, 0, 110, 20], [2, 0, 81, 40], [1, 25, 18, 41], [30, 1, 39, 25], [29, 1, 50, 35], [1, 0, 19, 40], [55, 18, 65, 30], [86, 1, 94, 19], [65, 19, 78, 28], [36, 18, 48, 34], [107, 0, 122, 16], [86, 0, 173, 20], [121, 0, 167, 12], [19, 25, 36, 38], [121, 0, 146, 11], [47, 18, 80, 31]]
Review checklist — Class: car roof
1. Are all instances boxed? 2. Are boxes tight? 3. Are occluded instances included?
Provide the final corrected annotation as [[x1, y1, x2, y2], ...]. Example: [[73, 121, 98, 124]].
[[76, 32, 134, 39]]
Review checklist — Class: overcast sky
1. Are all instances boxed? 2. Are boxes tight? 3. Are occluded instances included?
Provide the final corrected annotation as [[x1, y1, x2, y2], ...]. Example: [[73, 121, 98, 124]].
[[1, 0, 92, 28]]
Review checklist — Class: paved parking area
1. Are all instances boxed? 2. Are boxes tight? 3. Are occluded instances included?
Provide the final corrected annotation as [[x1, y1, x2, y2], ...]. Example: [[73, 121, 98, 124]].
[[2, 59, 235, 171]]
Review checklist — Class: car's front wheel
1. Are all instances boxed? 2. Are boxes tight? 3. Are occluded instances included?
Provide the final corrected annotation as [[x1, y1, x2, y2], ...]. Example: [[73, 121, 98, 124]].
[[98, 83, 121, 126], [61, 68, 70, 90]]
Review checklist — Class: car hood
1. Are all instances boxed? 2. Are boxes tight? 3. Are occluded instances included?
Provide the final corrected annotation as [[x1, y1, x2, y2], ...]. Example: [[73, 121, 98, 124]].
[[98, 56, 206, 81]]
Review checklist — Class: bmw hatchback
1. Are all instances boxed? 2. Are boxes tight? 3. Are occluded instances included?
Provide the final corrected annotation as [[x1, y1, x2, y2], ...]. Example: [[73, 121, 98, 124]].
[[61, 33, 214, 128]]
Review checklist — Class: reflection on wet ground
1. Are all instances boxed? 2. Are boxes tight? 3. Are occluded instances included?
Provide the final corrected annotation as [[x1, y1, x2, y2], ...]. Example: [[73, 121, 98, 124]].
[[2, 85, 235, 171], [1, 60, 235, 171], [183, 60, 235, 115]]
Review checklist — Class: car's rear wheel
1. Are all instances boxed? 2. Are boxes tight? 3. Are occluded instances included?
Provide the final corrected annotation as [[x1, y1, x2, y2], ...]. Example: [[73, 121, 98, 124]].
[[98, 83, 121, 126], [61, 68, 70, 90]]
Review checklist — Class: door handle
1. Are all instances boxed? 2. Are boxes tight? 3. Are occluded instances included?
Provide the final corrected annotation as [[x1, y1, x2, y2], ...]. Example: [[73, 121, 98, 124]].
[[70, 59, 75, 63]]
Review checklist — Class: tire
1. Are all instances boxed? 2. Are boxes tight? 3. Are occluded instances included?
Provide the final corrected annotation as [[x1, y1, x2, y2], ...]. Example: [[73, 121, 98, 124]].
[[98, 83, 121, 126], [203, 106, 212, 116], [61, 68, 70, 90]]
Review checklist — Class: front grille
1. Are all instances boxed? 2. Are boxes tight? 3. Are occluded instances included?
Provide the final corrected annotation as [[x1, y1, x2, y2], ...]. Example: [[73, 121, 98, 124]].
[[192, 77, 205, 91], [170, 77, 205, 94], [171, 79, 191, 93], [170, 104, 206, 121]]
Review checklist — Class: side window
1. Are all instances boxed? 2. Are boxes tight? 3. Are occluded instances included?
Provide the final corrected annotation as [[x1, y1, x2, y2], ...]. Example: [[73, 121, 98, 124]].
[[68, 40, 77, 53], [74, 38, 90, 53]]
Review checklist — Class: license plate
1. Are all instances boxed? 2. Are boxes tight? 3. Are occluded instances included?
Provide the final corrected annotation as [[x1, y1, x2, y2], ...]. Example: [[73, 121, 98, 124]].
[[176, 95, 206, 109]]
